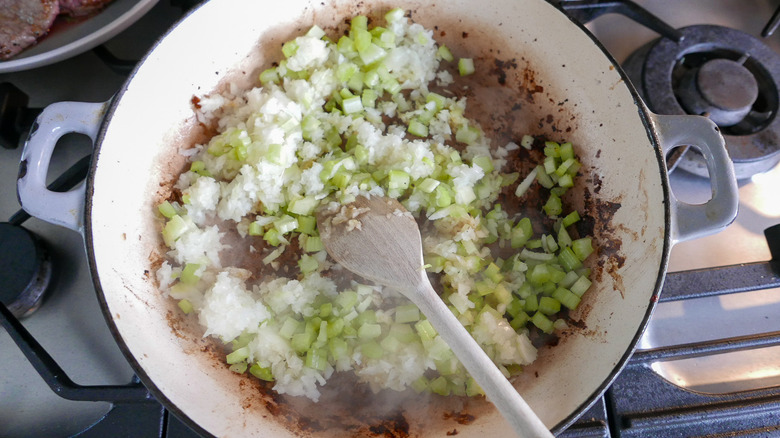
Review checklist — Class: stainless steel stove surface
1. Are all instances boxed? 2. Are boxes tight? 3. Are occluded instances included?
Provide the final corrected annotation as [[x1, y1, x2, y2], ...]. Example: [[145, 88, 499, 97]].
[[1, 1, 779, 437]]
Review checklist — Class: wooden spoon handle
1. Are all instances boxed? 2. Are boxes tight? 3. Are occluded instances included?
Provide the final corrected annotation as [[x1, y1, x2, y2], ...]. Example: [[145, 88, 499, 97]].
[[412, 279, 553, 438]]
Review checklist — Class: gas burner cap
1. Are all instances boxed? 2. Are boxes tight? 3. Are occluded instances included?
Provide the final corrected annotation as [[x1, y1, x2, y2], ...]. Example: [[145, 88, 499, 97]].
[[0, 223, 52, 318], [623, 25, 780, 179]]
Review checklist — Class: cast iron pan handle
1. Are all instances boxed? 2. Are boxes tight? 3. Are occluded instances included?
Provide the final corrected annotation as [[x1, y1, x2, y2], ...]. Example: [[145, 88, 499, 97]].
[[17, 101, 109, 233], [648, 113, 739, 244]]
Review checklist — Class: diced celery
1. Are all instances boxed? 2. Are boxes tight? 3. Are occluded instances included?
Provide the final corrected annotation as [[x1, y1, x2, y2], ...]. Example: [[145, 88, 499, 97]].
[[437, 45, 454, 62], [177, 299, 193, 314], [524, 295, 539, 313], [385, 7, 405, 22], [329, 337, 349, 361], [342, 95, 363, 114], [387, 169, 411, 190], [226, 346, 249, 364], [408, 119, 428, 137], [458, 58, 475, 76], [360, 341, 384, 359], [336, 290, 359, 311], [395, 304, 420, 323], [430, 376, 450, 396], [295, 215, 316, 235], [473, 155, 494, 173], [158, 201, 177, 219], [543, 193, 563, 217], [288, 196, 317, 217], [350, 15, 368, 33], [380, 334, 402, 352], [455, 125, 480, 145], [303, 235, 324, 253], [248, 221, 264, 236], [531, 312, 554, 333], [259, 67, 279, 85], [358, 323, 382, 340], [538, 296, 561, 315], [298, 254, 319, 274], [279, 317, 300, 339], [570, 275, 592, 297], [415, 319, 437, 341], [361, 88, 377, 108], [180, 263, 201, 285], [306, 348, 328, 371], [433, 183, 453, 208], [510, 311, 530, 331], [229, 363, 248, 374], [359, 43, 387, 65], [552, 287, 581, 310], [163, 215, 189, 247], [274, 215, 298, 235], [249, 363, 274, 381], [572, 237, 594, 261], [558, 246, 583, 271], [562, 210, 581, 228], [291, 331, 315, 354], [282, 40, 299, 58]]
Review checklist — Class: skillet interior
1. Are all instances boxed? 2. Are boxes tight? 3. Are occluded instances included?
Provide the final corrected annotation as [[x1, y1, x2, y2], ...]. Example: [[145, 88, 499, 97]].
[[86, 0, 669, 435]]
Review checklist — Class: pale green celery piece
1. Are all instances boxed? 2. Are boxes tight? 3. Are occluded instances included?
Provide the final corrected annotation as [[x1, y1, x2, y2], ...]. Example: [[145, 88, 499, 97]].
[[557, 224, 573, 248], [158, 201, 177, 219], [303, 235, 323, 253], [559, 142, 574, 161], [342, 95, 363, 114], [387, 169, 411, 190], [418, 177, 440, 193], [274, 215, 298, 235], [538, 296, 561, 315], [553, 287, 581, 310], [317, 320, 329, 344], [248, 221, 264, 236], [430, 376, 450, 396], [426, 92, 446, 111], [328, 337, 349, 361], [358, 323, 382, 340], [531, 311, 554, 333], [249, 363, 274, 381], [570, 275, 592, 297], [380, 334, 402, 352], [226, 346, 250, 364], [414, 319, 437, 341], [408, 119, 428, 137], [437, 45, 454, 62], [190, 160, 211, 177], [305, 348, 328, 371], [338, 35, 355, 55], [472, 155, 494, 173], [558, 246, 582, 271], [360, 341, 384, 359], [363, 68, 380, 88], [394, 304, 420, 323], [279, 317, 300, 339], [294, 215, 316, 235], [350, 15, 368, 33], [385, 7, 405, 22], [361, 89, 377, 108], [558, 173, 574, 188], [433, 183, 453, 207], [326, 318, 345, 338], [458, 58, 475, 76], [572, 237, 594, 261], [373, 27, 396, 48], [177, 299, 193, 314], [263, 228, 282, 246], [335, 290, 358, 311], [382, 77, 402, 95], [288, 197, 318, 216], [180, 263, 201, 284], [306, 24, 326, 38], [544, 193, 563, 217], [347, 71, 365, 92], [298, 254, 319, 274], [229, 363, 247, 374], [282, 40, 299, 58], [358, 43, 387, 65], [455, 125, 480, 145], [162, 215, 189, 247], [258, 67, 279, 85]]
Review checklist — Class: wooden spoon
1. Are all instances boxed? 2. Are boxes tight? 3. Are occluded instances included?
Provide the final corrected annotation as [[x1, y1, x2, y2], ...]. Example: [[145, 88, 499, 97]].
[[317, 195, 553, 438]]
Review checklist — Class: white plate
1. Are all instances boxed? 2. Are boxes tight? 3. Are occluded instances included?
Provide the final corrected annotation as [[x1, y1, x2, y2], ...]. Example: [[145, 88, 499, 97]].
[[0, 0, 158, 73]]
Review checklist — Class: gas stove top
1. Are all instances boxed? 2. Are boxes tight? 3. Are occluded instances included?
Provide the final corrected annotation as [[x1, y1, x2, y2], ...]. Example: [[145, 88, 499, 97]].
[[1, 1, 779, 437]]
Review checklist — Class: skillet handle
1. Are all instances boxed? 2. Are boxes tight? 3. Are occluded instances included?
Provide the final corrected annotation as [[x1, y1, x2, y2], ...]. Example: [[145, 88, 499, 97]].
[[17, 101, 109, 233], [648, 113, 739, 244]]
